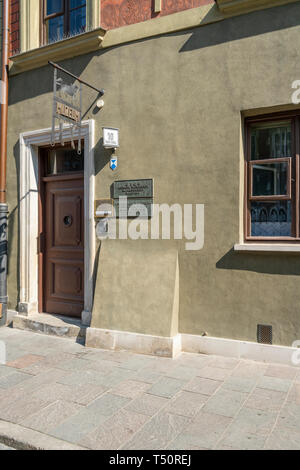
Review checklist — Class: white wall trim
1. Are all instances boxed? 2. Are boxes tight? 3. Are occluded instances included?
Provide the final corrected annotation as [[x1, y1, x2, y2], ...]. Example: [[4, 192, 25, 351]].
[[18, 120, 95, 325], [86, 327, 182, 358], [234, 243, 300, 253], [181, 333, 298, 366], [85, 327, 299, 365]]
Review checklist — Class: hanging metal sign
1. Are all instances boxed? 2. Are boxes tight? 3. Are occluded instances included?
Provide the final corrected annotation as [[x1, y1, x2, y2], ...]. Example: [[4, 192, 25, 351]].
[[49, 61, 104, 154], [51, 67, 82, 153]]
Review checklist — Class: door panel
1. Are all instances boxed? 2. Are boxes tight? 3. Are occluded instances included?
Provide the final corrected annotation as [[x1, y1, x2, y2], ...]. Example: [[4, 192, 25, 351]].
[[44, 175, 84, 317]]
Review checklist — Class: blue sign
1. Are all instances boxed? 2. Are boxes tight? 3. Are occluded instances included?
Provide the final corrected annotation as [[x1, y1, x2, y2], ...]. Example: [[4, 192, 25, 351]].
[[110, 157, 117, 171]]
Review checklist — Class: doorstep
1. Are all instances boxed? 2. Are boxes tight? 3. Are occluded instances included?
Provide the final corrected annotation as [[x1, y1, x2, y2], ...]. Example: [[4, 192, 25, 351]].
[[11, 312, 87, 341]]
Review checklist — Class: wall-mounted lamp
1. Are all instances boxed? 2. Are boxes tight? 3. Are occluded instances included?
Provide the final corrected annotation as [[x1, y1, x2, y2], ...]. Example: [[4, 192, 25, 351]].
[[96, 99, 105, 109]]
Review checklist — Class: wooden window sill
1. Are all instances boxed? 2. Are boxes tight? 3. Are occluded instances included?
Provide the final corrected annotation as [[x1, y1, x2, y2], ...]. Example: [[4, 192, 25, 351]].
[[234, 243, 300, 253]]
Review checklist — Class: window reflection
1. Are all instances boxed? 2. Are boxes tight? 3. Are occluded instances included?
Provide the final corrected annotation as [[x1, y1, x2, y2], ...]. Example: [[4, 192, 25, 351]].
[[251, 122, 291, 160], [252, 162, 288, 197], [47, 148, 84, 175]]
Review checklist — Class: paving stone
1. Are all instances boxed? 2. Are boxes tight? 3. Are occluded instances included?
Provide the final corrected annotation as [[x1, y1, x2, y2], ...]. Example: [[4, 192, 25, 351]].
[[196, 366, 231, 381], [80, 408, 149, 450], [165, 365, 202, 381], [217, 430, 267, 450], [110, 380, 150, 399], [6, 354, 44, 370], [5, 348, 30, 363], [0, 371, 32, 389], [31, 382, 72, 401], [230, 407, 277, 436], [145, 358, 178, 374], [78, 349, 117, 362], [147, 376, 187, 398], [232, 362, 267, 378], [124, 412, 191, 450], [35, 352, 74, 368], [63, 383, 107, 406], [0, 395, 51, 424], [202, 389, 248, 418], [21, 400, 82, 433], [287, 383, 300, 405], [57, 357, 98, 371], [58, 369, 110, 387], [86, 392, 131, 416], [107, 351, 136, 363], [221, 376, 258, 393], [265, 425, 300, 450], [118, 356, 157, 371], [257, 376, 292, 393], [264, 364, 298, 380], [177, 353, 212, 369], [10, 368, 69, 393], [170, 411, 232, 449], [184, 376, 222, 396], [50, 407, 109, 444], [166, 436, 208, 450], [278, 403, 300, 431], [165, 391, 208, 417], [133, 368, 162, 384], [125, 393, 169, 417], [245, 387, 287, 413], [209, 357, 240, 370], [0, 365, 16, 378]]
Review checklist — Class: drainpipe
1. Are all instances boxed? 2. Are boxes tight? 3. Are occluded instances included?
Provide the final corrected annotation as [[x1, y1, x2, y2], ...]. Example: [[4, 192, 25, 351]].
[[0, 0, 10, 326]]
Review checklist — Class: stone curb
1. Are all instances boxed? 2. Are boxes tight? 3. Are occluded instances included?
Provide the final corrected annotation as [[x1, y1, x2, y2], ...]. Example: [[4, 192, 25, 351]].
[[0, 419, 87, 450]]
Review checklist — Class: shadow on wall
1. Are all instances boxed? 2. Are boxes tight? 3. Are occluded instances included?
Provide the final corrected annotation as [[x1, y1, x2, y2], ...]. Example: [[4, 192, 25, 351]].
[[179, 2, 300, 52], [217, 248, 300, 276], [8, 49, 110, 106]]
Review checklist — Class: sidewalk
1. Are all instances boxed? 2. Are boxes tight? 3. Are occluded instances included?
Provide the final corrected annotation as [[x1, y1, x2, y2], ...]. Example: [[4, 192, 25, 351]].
[[0, 326, 299, 450]]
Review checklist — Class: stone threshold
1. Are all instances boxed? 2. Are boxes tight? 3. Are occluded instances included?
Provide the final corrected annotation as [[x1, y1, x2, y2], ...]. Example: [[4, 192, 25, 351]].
[[11, 312, 87, 342]]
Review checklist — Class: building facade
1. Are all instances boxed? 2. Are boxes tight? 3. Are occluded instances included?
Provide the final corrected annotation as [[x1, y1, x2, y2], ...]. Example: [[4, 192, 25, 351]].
[[3, 0, 300, 357]]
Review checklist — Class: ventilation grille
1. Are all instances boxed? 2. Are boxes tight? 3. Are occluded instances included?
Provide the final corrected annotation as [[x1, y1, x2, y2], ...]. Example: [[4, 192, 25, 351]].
[[257, 324, 272, 344]]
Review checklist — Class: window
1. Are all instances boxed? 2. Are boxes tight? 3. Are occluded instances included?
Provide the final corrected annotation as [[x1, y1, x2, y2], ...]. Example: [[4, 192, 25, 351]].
[[43, 0, 86, 44], [245, 112, 300, 241]]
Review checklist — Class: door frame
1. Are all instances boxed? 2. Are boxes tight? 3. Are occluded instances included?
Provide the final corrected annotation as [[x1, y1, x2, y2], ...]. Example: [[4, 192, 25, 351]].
[[18, 120, 95, 326]]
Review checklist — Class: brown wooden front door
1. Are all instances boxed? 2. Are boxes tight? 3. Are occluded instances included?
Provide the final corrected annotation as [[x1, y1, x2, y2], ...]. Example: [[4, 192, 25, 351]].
[[40, 147, 84, 318]]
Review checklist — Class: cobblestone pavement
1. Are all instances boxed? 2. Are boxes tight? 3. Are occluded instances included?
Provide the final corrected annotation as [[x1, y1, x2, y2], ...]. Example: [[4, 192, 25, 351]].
[[0, 327, 299, 450]]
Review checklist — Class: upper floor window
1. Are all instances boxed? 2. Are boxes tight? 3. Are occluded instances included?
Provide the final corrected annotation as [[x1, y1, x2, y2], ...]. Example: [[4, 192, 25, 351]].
[[245, 113, 300, 241], [43, 0, 86, 44]]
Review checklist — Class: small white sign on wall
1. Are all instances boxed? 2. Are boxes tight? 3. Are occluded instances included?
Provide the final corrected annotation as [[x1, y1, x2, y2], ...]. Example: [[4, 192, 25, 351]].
[[103, 127, 119, 149]]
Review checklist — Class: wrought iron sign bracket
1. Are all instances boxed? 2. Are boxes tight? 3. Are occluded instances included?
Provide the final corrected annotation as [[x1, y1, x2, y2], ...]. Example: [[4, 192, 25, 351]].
[[49, 61, 105, 152]]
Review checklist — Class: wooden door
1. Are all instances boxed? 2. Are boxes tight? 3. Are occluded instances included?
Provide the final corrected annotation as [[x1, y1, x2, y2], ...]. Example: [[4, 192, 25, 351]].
[[40, 146, 84, 318]]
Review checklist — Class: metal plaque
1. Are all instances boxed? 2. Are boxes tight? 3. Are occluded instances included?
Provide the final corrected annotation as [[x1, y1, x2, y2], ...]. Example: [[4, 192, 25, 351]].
[[113, 179, 153, 199]]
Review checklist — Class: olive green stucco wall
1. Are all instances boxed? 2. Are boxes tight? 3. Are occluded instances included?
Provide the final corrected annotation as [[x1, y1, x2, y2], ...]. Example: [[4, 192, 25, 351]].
[[6, 3, 300, 346]]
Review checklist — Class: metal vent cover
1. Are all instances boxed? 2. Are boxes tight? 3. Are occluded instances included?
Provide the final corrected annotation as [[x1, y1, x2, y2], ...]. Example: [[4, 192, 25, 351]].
[[257, 324, 272, 344]]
